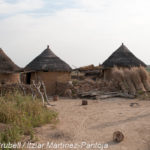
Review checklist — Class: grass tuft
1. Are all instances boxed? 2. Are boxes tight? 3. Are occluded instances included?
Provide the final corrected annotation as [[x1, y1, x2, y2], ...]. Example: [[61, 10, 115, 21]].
[[0, 92, 57, 143]]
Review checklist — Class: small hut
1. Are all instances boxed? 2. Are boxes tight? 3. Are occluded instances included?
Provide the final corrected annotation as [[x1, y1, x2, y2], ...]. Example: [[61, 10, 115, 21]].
[[0, 48, 20, 84], [102, 43, 146, 80], [23, 45, 72, 95]]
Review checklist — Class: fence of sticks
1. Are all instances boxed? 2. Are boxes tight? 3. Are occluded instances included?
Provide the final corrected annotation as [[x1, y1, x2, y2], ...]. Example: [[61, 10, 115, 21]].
[[0, 81, 50, 106]]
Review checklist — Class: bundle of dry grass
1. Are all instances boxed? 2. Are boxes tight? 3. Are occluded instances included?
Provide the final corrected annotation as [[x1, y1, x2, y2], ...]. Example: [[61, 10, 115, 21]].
[[136, 66, 150, 91], [124, 68, 136, 95], [111, 67, 128, 93], [109, 66, 150, 95], [129, 67, 145, 92]]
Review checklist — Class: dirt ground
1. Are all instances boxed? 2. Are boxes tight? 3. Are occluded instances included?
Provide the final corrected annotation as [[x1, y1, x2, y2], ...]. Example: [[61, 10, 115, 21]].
[[33, 98, 150, 150]]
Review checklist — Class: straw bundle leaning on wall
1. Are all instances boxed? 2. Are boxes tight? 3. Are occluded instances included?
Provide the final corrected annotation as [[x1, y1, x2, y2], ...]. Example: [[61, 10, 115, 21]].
[[111, 67, 128, 93], [136, 66, 150, 91], [130, 67, 146, 92], [109, 66, 150, 95], [124, 68, 136, 95]]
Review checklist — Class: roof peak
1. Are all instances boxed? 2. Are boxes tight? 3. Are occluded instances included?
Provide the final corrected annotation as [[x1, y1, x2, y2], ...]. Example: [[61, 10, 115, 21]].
[[41, 46, 56, 58], [47, 45, 50, 49], [117, 43, 130, 53], [120, 43, 126, 47]]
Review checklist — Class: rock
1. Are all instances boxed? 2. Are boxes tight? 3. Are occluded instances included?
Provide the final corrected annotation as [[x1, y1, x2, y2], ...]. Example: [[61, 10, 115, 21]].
[[113, 131, 124, 143]]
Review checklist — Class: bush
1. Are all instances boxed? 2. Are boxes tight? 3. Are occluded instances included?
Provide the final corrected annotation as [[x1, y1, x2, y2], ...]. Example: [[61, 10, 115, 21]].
[[0, 93, 57, 143]]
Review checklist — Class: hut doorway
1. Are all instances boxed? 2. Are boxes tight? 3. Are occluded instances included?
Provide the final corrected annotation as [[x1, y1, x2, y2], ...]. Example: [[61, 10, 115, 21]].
[[26, 73, 31, 84]]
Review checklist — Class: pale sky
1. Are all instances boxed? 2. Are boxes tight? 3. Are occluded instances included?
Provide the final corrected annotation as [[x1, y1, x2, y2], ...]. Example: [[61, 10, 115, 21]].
[[0, 0, 150, 68]]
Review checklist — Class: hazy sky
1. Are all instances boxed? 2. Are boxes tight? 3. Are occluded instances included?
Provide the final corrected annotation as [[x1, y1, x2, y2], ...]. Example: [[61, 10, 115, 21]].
[[0, 0, 150, 68]]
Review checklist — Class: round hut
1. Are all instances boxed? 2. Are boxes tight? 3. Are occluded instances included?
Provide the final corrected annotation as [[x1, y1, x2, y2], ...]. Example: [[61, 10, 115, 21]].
[[0, 48, 20, 84], [23, 45, 72, 95], [102, 43, 146, 80]]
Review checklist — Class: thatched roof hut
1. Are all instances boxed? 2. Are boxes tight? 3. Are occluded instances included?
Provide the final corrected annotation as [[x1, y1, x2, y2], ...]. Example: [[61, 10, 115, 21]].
[[24, 45, 71, 72], [0, 48, 20, 84], [0, 48, 20, 73], [102, 44, 147, 81], [102, 43, 146, 68], [23, 45, 72, 95]]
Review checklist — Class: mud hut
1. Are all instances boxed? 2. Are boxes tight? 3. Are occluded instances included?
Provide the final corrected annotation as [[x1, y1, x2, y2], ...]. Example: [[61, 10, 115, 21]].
[[0, 48, 20, 84], [23, 45, 72, 95], [102, 43, 146, 80]]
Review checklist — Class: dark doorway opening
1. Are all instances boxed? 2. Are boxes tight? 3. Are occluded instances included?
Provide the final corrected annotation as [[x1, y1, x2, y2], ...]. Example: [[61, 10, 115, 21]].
[[26, 73, 31, 84]]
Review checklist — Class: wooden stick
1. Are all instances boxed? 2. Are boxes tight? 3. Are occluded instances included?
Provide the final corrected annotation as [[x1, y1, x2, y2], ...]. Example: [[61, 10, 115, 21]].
[[19, 83, 26, 96], [33, 81, 45, 106], [30, 85, 36, 100], [41, 81, 50, 105]]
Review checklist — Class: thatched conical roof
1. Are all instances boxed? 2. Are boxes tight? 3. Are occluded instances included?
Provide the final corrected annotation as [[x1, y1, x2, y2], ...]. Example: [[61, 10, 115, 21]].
[[24, 46, 72, 72], [0, 48, 20, 73], [102, 43, 146, 68]]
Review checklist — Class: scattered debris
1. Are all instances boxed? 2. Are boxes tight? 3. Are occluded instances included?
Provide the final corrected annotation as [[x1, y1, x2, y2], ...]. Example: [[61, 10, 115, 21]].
[[130, 103, 140, 108], [72, 64, 103, 80], [49, 130, 73, 141], [79, 91, 135, 99], [113, 131, 124, 143]]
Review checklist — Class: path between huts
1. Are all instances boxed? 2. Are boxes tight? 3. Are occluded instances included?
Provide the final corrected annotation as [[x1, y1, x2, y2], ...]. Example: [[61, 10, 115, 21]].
[[31, 98, 150, 150]]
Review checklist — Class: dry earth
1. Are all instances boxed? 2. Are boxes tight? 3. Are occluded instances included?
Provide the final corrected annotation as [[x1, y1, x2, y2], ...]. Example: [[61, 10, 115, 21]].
[[31, 98, 150, 150]]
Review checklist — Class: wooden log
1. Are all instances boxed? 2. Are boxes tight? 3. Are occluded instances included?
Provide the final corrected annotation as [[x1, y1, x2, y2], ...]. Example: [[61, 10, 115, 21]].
[[113, 131, 124, 143], [30, 85, 36, 100], [82, 100, 88, 105], [41, 81, 50, 105], [99, 93, 135, 99], [53, 95, 59, 101], [33, 81, 45, 106]]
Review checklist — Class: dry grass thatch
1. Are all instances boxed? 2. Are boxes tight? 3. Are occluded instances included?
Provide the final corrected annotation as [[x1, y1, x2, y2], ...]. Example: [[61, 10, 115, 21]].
[[0, 48, 20, 73], [102, 43, 146, 68], [24, 46, 71, 72]]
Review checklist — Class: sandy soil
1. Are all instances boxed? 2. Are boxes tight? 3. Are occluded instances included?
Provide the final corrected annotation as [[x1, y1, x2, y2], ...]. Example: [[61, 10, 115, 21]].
[[33, 98, 150, 150]]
